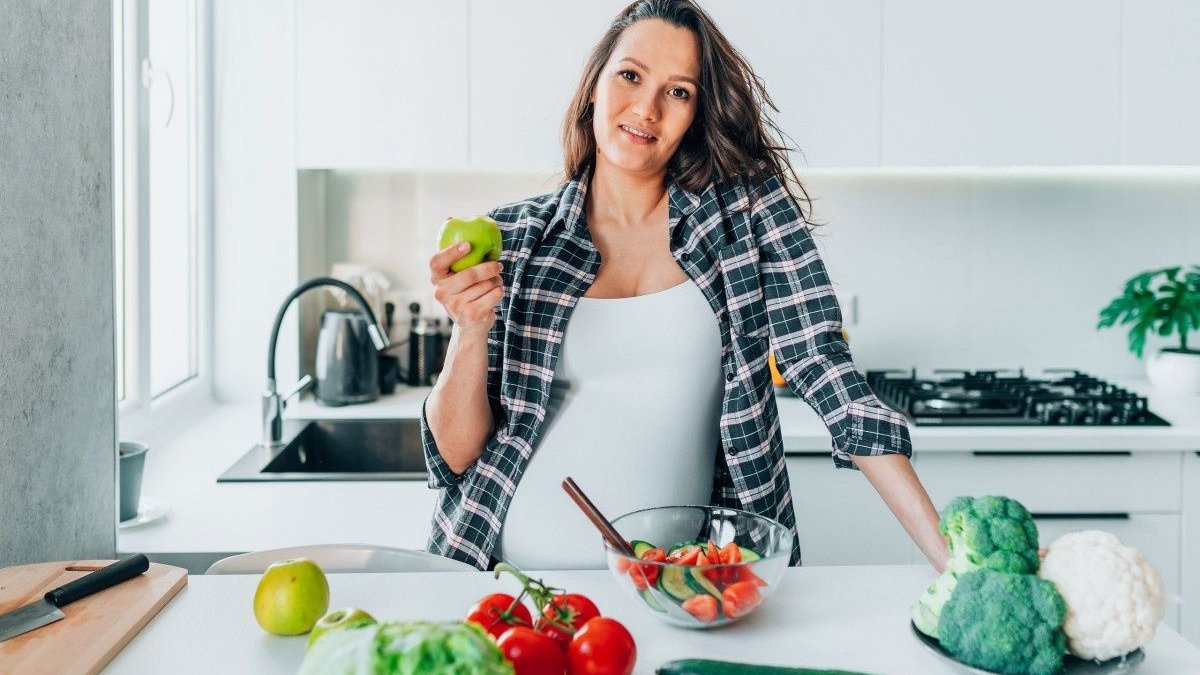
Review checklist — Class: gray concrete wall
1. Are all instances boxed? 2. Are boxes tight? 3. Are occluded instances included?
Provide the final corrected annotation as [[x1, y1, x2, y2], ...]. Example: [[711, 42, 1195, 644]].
[[0, 0, 116, 565]]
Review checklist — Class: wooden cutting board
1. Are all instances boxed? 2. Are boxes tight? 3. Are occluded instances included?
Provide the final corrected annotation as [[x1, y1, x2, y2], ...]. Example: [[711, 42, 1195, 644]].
[[0, 559, 187, 675]]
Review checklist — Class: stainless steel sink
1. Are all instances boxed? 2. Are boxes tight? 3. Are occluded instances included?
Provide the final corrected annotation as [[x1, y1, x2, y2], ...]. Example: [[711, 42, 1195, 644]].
[[218, 418, 428, 482]]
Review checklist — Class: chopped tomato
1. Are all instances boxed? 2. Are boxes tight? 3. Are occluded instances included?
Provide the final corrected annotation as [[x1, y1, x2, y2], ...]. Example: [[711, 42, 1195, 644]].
[[667, 547, 700, 566], [630, 548, 665, 590], [721, 580, 762, 619], [706, 540, 720, 562], [740, 566, 768, 588], [719, 542, 741, 564], [681, 594, 719, 623]]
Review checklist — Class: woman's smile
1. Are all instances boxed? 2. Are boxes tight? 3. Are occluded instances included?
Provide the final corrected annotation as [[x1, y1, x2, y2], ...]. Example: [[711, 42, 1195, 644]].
[[619, 123, 657, 145]]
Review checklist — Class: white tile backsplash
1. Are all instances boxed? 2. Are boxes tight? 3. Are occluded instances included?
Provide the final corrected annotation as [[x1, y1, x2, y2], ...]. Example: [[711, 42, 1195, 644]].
[[301, 168, 1200, 379]]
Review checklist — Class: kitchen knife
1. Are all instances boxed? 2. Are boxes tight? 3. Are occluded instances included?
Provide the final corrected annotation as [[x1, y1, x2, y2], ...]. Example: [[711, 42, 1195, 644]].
[[0, 553, 150, 643]]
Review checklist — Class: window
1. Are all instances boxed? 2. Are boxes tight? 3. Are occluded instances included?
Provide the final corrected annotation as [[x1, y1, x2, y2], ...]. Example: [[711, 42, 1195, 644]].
[[114, 0, 212, 432]]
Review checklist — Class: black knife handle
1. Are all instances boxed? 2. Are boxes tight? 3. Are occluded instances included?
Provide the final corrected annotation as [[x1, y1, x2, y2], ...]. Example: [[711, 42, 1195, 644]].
[[44, 554, 150, 607]]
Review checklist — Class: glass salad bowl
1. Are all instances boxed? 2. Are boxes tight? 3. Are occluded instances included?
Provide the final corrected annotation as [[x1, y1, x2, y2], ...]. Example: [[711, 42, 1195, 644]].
[[603, 505, 791, 628]]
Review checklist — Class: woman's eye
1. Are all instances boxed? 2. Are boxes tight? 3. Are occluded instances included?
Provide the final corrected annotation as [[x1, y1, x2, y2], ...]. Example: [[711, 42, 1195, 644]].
[[619, 70, 639, 83], [669, 87, 691, 100]]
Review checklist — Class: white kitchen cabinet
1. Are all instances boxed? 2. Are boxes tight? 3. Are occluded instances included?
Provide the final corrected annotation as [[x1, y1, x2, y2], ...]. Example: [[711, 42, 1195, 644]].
[[294, 0, 469, 169], [916, 451, 1183, 514], [703, 0, 883, 168], [881, 0, 1123, 166], [786, 455, 924, 566], [1122, 0, 1200, 165], [469, 0, 882, 170], [1183, 452, 1200, 646], [468, 0, 627, 171], [291, 1, 1196, 171]]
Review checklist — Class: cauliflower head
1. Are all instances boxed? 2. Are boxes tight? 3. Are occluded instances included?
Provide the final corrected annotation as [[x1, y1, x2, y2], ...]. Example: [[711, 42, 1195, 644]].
[[1038, 530, 1164, 661]]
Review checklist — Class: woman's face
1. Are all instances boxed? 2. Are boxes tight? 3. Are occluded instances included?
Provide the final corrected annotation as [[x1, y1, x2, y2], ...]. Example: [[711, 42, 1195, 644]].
[[591, 18, 700, 177]]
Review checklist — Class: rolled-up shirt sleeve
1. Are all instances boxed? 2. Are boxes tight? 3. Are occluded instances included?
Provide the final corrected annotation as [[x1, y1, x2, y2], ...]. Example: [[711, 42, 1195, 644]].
[[752, 173, 912, 469], [419, 395, 469, 489]]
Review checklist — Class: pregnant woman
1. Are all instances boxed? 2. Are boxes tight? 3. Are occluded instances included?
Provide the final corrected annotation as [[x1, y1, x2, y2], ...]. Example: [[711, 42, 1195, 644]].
[[421, 0, 948, 572]]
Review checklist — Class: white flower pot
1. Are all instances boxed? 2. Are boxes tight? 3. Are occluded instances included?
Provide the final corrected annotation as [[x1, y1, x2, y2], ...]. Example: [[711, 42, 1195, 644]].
[[1144, 349, 1200, 394]]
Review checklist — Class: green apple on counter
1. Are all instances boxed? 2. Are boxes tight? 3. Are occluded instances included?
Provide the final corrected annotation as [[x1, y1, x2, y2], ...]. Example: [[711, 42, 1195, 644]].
[[306, 608, 377, 650], [439, 215, 502, 273], [253, 558, 330, 636]]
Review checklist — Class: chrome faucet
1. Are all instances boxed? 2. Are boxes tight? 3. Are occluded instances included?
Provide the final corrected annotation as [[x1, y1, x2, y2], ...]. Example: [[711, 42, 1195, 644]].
[[263, 276, 389, 447]]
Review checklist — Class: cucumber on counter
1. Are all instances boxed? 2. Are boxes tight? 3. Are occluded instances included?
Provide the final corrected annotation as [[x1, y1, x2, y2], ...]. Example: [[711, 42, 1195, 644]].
[[658, 659, 877, 675]]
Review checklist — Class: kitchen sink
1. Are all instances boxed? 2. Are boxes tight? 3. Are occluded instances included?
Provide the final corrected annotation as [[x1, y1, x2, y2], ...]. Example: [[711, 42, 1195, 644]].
[[218, 418, 429, 482]]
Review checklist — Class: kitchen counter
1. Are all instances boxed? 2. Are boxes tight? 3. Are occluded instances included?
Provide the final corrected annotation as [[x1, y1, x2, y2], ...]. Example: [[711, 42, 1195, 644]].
[[117, 401, 438, 560], [106, 565, 1200, 674], [289, 380, 1200, 452], [118, 380, 1200, 562]]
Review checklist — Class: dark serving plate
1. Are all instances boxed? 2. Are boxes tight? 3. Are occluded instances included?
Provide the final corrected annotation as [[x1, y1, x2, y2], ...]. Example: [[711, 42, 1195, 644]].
[[910, 621, 1145, 674]]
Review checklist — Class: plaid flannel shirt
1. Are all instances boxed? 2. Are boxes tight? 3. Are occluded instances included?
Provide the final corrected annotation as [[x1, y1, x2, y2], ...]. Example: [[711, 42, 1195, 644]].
[[420, 167, 912, 570]]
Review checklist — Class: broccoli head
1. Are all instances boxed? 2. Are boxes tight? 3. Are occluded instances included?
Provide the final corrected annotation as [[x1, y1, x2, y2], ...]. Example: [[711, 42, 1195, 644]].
[[912, 495, 1041, 639], [939, 568, 1067, 675], [941, 495, 1040, 574]]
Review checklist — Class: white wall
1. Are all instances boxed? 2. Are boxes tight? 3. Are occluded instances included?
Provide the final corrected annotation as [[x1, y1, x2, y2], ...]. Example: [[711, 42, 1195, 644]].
[[212, 0, 299, 403], [301, 168, 1200, 381], [210, 1, 1200, 402]]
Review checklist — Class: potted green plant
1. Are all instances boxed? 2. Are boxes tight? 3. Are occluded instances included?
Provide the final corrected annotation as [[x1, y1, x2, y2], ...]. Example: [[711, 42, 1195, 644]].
[[1098, 265, 1200, 394]]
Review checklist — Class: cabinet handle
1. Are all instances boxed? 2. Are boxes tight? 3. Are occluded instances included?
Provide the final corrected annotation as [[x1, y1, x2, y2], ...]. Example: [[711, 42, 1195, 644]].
[[971, 451, 1132, 457], [1031, 512, 1130, 520]]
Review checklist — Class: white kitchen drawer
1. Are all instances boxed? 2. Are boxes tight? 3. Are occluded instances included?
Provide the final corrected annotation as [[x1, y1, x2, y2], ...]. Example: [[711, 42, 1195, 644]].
[[787, 455, 924, 566], [917, 451, 1182, 514], [1034, 513, 1180, 631]]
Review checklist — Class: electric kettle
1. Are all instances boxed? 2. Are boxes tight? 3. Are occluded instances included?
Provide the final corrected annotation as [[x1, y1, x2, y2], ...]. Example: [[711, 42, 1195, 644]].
[[315, 309, 380, 405]]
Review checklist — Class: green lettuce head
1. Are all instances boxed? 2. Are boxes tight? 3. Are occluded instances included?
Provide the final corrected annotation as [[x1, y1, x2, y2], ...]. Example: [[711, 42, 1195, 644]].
[[299, 620, 514, 675]]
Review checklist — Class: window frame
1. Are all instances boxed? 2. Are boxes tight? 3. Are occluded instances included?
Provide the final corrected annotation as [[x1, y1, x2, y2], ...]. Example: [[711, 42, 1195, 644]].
[[115, 0, 216, 443]]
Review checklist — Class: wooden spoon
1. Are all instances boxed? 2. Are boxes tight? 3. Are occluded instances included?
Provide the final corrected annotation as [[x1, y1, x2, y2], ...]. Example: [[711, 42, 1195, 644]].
[[561, 476, 637, 557]]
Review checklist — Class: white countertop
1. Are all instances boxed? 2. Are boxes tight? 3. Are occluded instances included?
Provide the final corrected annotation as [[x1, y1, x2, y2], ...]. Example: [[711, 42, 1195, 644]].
[[289, 380, 1200, 452], [117, 402, 438, 556], [106, 565, 1200, 674], [119, 380, 1200, 557]]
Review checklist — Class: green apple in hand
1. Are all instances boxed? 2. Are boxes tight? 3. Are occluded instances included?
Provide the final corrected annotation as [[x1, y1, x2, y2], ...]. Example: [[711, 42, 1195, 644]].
[[306, 607, 377, 650], [253, 558, 330, 635], [438, 215, 502, 273]]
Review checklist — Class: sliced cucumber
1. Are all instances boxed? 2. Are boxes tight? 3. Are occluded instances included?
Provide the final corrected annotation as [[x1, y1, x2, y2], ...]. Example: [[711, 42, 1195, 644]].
[[631, 540, 656, 557], [659, 565, 698, 603], [738, 545, 762, 563], [638, 587, 667, 613], [686, 567, 722, 599]]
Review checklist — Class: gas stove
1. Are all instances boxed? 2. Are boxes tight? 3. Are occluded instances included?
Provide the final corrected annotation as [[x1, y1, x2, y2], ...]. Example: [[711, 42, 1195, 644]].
[[866, 369, 1170, 426]]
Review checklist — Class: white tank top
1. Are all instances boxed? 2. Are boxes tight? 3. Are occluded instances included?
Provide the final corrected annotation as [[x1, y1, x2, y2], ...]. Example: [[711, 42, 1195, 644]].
[[496, 279, 725, 569]]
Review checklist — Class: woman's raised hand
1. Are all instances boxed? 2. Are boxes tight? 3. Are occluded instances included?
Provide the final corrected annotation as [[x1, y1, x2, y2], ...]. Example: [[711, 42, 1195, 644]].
[[429, 241, 503, 336]]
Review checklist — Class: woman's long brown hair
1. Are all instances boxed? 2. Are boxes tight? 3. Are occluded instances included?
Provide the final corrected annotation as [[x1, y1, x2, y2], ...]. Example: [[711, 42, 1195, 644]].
[[562, 0, 817, 225]]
